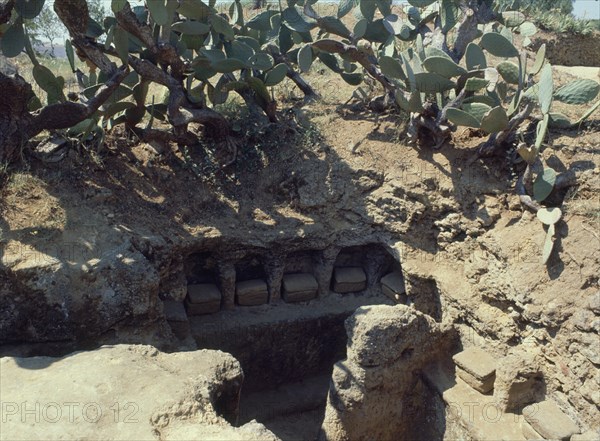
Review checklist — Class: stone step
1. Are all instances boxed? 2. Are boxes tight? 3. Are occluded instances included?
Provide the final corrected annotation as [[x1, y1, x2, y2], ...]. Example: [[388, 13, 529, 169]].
[[332, 267, 367, 293], [423, 361, 526, 441], [522, 400, 580, 441], [452, 347, 497, 394]]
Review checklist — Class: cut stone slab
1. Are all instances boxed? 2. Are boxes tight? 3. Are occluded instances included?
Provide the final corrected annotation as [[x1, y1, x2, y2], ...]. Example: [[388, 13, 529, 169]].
[[163, 300, 190, 339], [332, 267, 367, 293], [522, 400, 580, 440], [282, 273, 318, 303], [521, 419, 545, 441], [236, 279, 268, 306], [452, 347, 496, 393], [185, 283, 221, 315], [380, 271, 406, 303]]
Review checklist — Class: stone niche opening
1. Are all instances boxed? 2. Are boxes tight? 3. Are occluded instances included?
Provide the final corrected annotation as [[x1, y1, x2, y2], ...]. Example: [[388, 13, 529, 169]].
[[179, 244, 404, 441], [184, 252, 219, 284]]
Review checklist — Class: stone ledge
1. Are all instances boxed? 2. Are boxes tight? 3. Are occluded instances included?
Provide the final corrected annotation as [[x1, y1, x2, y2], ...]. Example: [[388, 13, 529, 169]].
[[236, 279, 268, 306], [186, 284, 222, 315], [282, 273, 318, 303]]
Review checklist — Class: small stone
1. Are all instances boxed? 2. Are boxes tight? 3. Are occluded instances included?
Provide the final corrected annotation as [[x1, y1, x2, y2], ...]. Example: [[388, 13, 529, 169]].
[[586, 292, 600, 314], [236, 279, 268, 306], [456, 367, 496, 394], [380, 271, 406, 303], [453, 347, 497, 382], [282, 273, 318, 303], [522, 400, 579, 441], [332, 267, 367, 293], [185, 284, 221, 315]]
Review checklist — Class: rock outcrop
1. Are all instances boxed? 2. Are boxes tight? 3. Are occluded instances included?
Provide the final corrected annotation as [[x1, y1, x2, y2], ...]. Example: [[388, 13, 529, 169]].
[[0, 344, 278, 441]]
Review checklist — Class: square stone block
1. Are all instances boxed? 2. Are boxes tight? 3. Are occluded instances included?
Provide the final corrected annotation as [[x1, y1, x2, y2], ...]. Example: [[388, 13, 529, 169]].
[[523, 401, 580, 440], [236, 279, 268, 306], [456, 367, 495, 394], [521, 419, 545, 441], [332, 267, 367, 293], [453, 347, 496, 383], [282, 273, 318, 303], [380, 271, 406, 302], [185, 283, 221, 315]]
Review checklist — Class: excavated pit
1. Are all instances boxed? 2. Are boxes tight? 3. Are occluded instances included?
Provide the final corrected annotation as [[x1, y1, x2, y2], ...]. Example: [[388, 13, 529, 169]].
[[170, 242, 405, 440]]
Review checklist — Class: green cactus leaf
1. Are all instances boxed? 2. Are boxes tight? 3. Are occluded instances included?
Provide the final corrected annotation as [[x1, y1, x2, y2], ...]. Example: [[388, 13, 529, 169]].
[[407, 0, 436, 7], [415, 33, 426, 61], [211, 14, 235, 40], [422, 56, 467, 78], [264, 63, 288, 86], [379, 56, 406, 80], [548, 113, 572, 129], [211, 58, 245, 73], [531, 43, 546, 75], [480, 106, 509, 133], [464, 78, 489, 92], [359, 0, 377, 21], [462, 102, 492, 122], [33, 64, 65, 104], [541, 223, 555, 264], [15, 0, 45, 19], [363, 19, 392, 43], [464, 94, 499, 107], [501, 11, 525, 27], [538, 63, 553, 114], [341, 72, 363, 85], [338, 0, 356, 19], [537, 207, 562, 225], [1, 21, 25, 58], [113, 26, 130, 65], [574, 99, 600, 126], [231, 0, 244, 27], [248, 53, 274, 70], [227, 40, 255, 62], [246, 10, 278, 31], [236, 36, 260, 52], [383, 14, 406, 36], [282, 7, 315, 33], [298, 44, 313, 73], [172, 21, 211, 35], [247, 77, 271, 103], [102, 101, 136, 119], [518, 21, 537, 37], [440, 0, 459, 33], [65, 40, 76, 72], [132, 81, 149, 105], [408, 90, 424, 112], [535, 113, 549, 151], [425, 47, 452, 60], [496, 61, 520, 84], [446, 108, 481, 128], [377, 0, 392, 17], [465, 42, 487, 70], [414, 72, 455, 93], [353, 18, 368, 39], [395, 90, 410, 111], [147, 0, 169, 26], [111, 0, 127, 14], [554, 79, 600, 105], [318, 16, 352, 39], [480, 32, 519, 58], [402, 53, 415, 90], [318, 52, 342, 73], [28, 95, 42, 111], [500, 25, 513, 43], [177, 0, 212, 21], [533, 167, 556, 202]]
